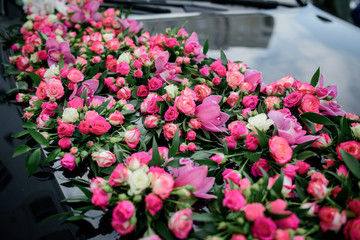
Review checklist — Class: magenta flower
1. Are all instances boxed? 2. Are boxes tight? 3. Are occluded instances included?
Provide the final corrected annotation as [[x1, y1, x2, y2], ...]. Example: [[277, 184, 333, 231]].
[[119, 19, 143, 34], [194, 95, 229, 132], [155, 51, 181, 82], [46, 38, 75, 67], [268, 110, 316, 146], [174, 165, 216, 199], [69, 1, 102, 23]]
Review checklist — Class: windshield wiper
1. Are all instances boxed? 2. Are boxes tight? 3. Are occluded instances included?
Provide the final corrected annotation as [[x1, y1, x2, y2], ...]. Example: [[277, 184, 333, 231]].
[[211, 0, 297, 9]]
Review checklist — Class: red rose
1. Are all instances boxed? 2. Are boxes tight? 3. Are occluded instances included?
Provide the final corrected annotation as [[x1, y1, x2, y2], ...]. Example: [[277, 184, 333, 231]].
[[57, 122, 76, 138]]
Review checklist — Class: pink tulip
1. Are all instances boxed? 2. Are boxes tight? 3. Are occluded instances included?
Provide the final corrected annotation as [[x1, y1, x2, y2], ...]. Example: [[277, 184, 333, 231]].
[[174, 165, 216, 199], [194, 95, 229, 132]]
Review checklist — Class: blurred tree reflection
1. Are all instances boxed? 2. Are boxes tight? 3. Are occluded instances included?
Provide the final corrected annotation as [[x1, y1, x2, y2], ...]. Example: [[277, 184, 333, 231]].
[[313, 0, 352, 22]]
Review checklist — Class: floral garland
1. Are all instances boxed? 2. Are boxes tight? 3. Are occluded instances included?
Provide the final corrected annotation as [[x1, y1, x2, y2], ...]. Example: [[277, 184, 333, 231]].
[[4, 0, 360, 239]]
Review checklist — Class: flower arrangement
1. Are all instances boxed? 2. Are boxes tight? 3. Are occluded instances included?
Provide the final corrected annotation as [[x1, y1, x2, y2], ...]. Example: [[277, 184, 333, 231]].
[[4, 0, 360, 239]]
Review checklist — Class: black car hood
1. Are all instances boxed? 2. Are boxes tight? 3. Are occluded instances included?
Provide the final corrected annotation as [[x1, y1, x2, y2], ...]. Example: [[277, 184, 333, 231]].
[[135, 4, 360, 115]]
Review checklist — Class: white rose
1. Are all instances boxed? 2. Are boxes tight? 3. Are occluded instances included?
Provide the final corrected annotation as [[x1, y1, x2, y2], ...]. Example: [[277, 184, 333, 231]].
[[62, 108, 79, 123], [164, 85, 178, 99], [44, 64, 60, 81], [47, 14, 58, 22], [246, 113, 274, 132], [118, 52, 131, 63], [56, 35, 64, 43], [27, 14, 36, 21], [351, 124, 360, 139], [128, 168, 150, 195], [103, 33, 114, 42], [23, 20, 33, 30], [30, 53, 39, 63], [44, 65, 59, 80]]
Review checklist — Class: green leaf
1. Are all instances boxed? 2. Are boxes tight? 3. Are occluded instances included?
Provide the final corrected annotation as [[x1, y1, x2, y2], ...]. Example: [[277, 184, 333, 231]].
[[310, 67, 320, 87], [255, 127, 268, 149], [340, 149, 360, 179], [168, 129, 180, 158], [194, 159, 219, 167], [26, 71, 42, 86], [95, 99, 111, 114], [334, 186, 349, 206], [191, 151, 212, 160], [62, 196, 91, 203], [220, 49, 227, 66], [22, 121, 37, 129], [26, 148, 41, 175], [300, 112, 336, 126], [340, 116, 352, 136], [74, 184, 92, 199], [155, 221, 174, 240], [66, 215, 89, 221], [292, 140, 315, 154], [28, 129, 49, 146], [203, 38, 209, 55], [124, 7, 132, 18], [80, 87, 88, 104], [272, 172, 284, 196], [166, 159, 181, 168], [17, 81, 28, 89], [189, 213, 221, 222], [300, 116, 316, 134], [89, 62, 101, 79], [95, 69, 108, 94], [295, 151, 317, 160], [12, 144, 32, 158], [43, 148, 61, 163], [58, 56, 64, 69], [259, 167, 269, 187], [11, 130, 29, 138], [149, 137, 162, 166], [295, 180, 306, 201]]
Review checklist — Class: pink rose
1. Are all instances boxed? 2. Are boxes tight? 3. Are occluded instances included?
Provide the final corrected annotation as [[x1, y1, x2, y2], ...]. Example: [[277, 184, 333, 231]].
[[295, 161, 310, 175], [126, 152, 151, 170], [16, 56, 29, 71], [60, 153, 76, 171], [243, 203, 265, 221], [151, 171, 174, 199], [134, 69, 143, 78], [227, 92, 239, 107], [313, 132, 332, 149], [274, 213, 299, 230], [91, 187, 110, 210], [78, 120, 90, 135], [117, 87, 132, 100], [67, 98, 84, 110], [336, 140, 360, 161], [223, 189, 246, 211], [186, 130, 196, 141], [307, 180, 327, 200], [189, 119, 201, 129], [164, 106, 179, 121], [124, 128, 141, 148], [275, 230, 290, 240], [89, 41, 104, 54], [105, 38, 120, 51], [225, 136, 237, 149], [90, 116, 111, 135], [269, 136, 293, 164], [299, 94, 320, 113], [230, 121, 248, 140], [251, 158, 270, 177], [349, 200, 360, 216], [242, 95, 258, 110], [251, 217, 277, 240], [264, 96, 281, 111], [116, 62, 130, 75], [145, 194, 163, 216], [144, 114, 160, 128], [109, 110, 124, 126], [111, 200, 136, 235], [222, 169, 241, 185], [85, 111, 100, 122], [137, 85, 149, 97], [188, 142, 196, 151], [226, 70, 244, 87], [284, 91, 302, 107], [57, 122, 76, 138], [268, 199, 287, 214], [37, 50, 48, 60], [148, 77, 163, 91], [194, 84, 211, 102], [58, 137, 71, 149], [67, 68, 84, 83], [210, 154, 225, 164], [230, 235, 247, 240], [46, 77, 64, 99], [343, 218, 360, 239], [36, 81, 47, 99], [175, 95, 196, 115], [168, 208, 193, 239], [245, 132, 259, 151], [109, 164, 130, 186], [319, 206, 347, 232], [163, 123, 181, 139], [91, 150, 116, 168]]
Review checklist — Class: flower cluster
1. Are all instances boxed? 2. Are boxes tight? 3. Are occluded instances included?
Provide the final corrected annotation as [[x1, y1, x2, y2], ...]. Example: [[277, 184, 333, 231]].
[[5, 0, 360, 239]]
